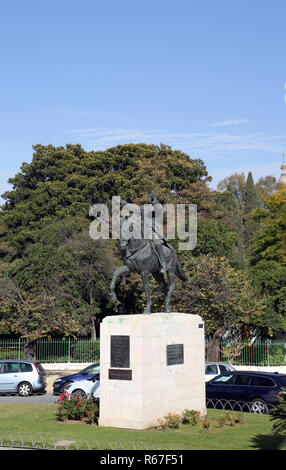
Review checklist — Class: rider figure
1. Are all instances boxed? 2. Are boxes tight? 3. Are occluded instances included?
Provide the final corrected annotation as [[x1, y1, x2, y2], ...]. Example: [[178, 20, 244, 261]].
[[146, 192, 167, 273], [119, 193, 168, 273]]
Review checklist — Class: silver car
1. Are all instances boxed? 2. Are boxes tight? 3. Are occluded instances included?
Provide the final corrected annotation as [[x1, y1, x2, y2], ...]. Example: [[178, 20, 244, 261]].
[[0, 360, 46, 396], [65, 373, 100, 399], [205, 362, 236, 382]]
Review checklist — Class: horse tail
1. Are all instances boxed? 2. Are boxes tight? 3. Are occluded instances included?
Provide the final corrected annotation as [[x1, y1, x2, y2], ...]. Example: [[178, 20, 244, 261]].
[[175, 259, 189, 282]]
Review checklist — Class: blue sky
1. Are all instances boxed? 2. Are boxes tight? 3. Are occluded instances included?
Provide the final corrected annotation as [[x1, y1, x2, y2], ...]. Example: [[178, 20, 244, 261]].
[[1, 0, 286, 200]]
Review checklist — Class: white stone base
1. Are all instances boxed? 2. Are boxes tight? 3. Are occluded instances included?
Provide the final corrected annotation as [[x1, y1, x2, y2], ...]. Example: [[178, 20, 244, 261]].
[[98, 312, 206, 430]]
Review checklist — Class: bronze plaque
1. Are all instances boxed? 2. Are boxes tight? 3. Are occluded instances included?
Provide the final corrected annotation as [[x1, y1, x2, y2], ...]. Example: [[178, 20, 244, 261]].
[[166, 344, 184, 366], [109, 369, 132, 380], [110, 335, 130, 368]]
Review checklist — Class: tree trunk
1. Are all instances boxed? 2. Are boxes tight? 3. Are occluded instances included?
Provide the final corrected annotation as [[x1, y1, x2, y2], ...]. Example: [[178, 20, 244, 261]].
[[24, 338, 37, 361], [89, 288, 97, 340], [90, 318, 97, 340], [206, 327, 227, 362]]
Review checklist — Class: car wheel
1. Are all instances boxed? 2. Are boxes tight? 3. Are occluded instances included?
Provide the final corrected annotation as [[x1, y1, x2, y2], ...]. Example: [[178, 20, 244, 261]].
[[17, 382, 33, 397], [250, 398, 269, 414], [62, 381, 72, 392], [71, 389, 87, 399]]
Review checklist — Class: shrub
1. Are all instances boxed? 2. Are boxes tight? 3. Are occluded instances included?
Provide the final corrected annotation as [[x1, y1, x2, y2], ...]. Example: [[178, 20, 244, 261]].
[[56, 392, 99, 424], [217, 410, 244, 428], [270, 388, 286, 435], [0, 351, 24, 360], [181, 409, 200, 425], [157, 409, 202, 430], [157, 413, 181, 430], [268, 348, 285, 366], [202, 420, 210, 431], [72, 340, 100, 362]]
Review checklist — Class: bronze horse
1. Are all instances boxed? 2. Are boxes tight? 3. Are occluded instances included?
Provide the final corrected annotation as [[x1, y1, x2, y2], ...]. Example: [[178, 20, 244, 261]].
[[109, 214, 189, 314]]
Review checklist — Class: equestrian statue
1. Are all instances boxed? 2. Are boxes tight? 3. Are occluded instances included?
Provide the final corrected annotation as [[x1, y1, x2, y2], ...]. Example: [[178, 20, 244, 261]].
[[109, 192, 189, 314]]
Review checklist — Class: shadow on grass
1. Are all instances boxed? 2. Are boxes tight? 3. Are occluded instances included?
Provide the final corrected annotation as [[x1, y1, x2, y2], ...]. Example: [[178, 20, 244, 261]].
[[250, 434, 286, 450]]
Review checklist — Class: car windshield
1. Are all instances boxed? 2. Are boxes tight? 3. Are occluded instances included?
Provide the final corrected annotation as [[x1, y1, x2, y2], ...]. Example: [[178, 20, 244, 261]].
[[81, 364, 100, 374]]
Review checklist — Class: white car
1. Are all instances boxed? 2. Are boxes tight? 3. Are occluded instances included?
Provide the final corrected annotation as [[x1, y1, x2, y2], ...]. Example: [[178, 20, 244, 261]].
[[65, 373, 100, 399], [205, 362, 236, 382]]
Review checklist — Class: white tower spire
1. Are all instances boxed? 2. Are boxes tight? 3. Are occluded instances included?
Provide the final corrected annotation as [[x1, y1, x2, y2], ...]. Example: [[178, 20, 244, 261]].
[[278, 152, 286, 186]]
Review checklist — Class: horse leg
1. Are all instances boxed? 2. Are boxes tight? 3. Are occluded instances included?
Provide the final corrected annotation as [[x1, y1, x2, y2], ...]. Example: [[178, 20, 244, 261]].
[[109, 265, 130, 301], [165, 270, 176, 313], [141, 270, 152, 314], [152, 272, 169, 305]]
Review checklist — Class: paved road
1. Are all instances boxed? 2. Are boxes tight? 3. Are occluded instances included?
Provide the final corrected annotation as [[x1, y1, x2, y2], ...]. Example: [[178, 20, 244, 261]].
[[0, 392, 56, 404]]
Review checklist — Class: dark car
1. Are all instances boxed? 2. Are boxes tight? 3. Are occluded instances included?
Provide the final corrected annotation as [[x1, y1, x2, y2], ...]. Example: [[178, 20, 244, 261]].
[[206, 370, 286, 414], [53, 363, 100, 394]]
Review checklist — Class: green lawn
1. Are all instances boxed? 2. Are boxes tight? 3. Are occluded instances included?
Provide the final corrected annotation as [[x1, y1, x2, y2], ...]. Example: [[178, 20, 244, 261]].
[[0, 403, 285, 450]]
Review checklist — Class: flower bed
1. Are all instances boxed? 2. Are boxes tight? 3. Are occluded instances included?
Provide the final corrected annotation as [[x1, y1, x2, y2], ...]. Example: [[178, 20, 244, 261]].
[[56, 391, 99, 425]]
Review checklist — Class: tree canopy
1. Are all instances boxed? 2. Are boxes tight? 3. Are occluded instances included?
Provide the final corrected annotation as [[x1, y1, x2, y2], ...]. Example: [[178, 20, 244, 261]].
[[0, 143, 219, 341], [1, 143, 216, 257], [0, 142, 285, 349]]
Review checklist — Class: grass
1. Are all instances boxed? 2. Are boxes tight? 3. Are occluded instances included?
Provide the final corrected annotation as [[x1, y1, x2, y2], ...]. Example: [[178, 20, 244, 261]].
[[0, 403, 285, 450]]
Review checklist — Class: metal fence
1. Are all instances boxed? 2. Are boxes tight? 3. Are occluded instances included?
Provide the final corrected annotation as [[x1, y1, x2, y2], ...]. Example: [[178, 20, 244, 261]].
[[0, 337, 285, 366], [0, 431, 192, 450], [0, 337, 100, 363], [206, 398, 275, 414], [217, 339, 286, 367]]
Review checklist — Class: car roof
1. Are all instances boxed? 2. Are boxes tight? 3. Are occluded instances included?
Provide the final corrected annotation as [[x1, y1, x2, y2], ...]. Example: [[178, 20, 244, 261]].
[[216, 370, 285, 378], [205, 362, 234, 365], [0, 359, 35, 363]]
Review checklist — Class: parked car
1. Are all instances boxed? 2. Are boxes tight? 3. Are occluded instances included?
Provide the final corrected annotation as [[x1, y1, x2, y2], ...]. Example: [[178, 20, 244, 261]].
[[53, 363, 100, 394], [64, 373, 100, 399], [206, 370, 286, 413], [205, 362, 236, 382], [0, 360, 46, 396]]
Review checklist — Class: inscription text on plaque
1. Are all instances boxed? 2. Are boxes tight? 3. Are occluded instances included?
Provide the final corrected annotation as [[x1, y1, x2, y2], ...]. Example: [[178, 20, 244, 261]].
[[166, 344, 184, 366], [110, 335, 130, 368]]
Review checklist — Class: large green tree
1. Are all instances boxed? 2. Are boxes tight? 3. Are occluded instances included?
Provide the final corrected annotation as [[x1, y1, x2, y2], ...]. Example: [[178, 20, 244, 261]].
[[0, 143, 218, 339], [172, 255, 264, 360], [217, 173, 246, 205], [192, 220, 239, 258], [215, 185, 246, 267], [255, 175, 277, 200], [1, 143, 213, 257], [0, 271, 81, 360], [250, 260, 286, 337], [2, 142, 273, 346], [0, 218, 117, 354], [250, 189, 286, 265], [244, 171, 260, 253]]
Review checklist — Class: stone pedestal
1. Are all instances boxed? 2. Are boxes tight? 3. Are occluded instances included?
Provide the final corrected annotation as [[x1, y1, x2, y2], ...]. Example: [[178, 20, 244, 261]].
[[98, 312, 206, 430]]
